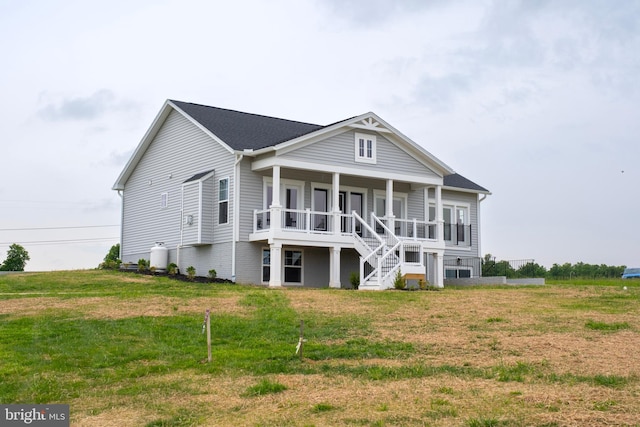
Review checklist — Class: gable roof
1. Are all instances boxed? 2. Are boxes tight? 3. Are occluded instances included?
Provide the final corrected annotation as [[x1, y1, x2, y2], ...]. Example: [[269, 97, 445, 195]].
[[113, 100, 489, 194], [170, 100, 325, 150]]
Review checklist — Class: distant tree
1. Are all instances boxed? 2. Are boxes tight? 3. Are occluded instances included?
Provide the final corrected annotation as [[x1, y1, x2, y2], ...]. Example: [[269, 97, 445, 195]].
[[481, 254, 496, 276], [0, 244, 30, 271], [516, 262, 547, 278]]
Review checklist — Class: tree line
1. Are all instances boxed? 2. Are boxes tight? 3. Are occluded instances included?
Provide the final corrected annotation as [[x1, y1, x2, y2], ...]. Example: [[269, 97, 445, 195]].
[[481, 254, 626, 279]]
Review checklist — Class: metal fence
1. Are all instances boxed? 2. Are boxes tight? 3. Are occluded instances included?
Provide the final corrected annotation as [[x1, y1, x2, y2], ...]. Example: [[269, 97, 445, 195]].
[[444, 257, 540, 278]]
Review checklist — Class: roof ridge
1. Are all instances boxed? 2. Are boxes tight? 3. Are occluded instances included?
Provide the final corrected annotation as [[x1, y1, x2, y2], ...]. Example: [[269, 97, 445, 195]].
[[169, 99, 322, 127]]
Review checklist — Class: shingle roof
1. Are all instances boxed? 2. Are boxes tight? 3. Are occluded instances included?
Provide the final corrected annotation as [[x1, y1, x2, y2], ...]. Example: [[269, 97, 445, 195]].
[[444, 173, 490, 193], [170, 100, 325, 150], [183, 169, 215, 183], [170, 100, 489, 194]]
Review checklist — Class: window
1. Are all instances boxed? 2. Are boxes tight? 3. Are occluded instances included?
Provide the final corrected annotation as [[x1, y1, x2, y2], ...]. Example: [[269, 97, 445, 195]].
[[284, 250, 302, 283], [354, 132, 376, 164], [262, 249, 270, 283], [442, 204, 469, 244], [219, 178, 229, 224], [446, 268, 472, 279], [160, 192, 168, 209]]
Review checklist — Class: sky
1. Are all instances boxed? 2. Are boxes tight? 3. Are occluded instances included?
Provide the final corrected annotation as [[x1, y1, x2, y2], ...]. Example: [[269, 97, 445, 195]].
[[1, 0, 638, 271]]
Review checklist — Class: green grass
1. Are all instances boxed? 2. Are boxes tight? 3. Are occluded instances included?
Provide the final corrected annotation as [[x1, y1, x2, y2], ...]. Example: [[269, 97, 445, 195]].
[[1, 271, 639, 426], [242, 379, 288, 397], [585, 319, 631, 331]]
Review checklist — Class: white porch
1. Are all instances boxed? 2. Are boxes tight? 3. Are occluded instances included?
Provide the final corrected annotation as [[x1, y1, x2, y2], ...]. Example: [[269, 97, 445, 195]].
[[248, 167, 447, 290]]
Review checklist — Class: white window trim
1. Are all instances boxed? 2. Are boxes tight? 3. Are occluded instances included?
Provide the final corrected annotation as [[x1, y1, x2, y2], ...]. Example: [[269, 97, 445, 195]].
[[263, 177, 305, 210], [445, 267, 473, 279], [373, 190, 408, 219], [283, 248, 304, 286], [441, 200, 471, 249], [354, 132, 377, 164], [218, 177, 230, 225]]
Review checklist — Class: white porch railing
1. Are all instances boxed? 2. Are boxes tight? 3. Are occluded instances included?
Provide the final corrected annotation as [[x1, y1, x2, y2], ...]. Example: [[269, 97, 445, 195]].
[[253, 208, 355, 235], [254, 208, 438, 242]]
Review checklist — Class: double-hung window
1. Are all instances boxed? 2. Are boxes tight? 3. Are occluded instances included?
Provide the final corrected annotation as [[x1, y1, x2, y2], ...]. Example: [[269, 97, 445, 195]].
[[219, 178, 229, 224], [354, 132, 376, 164]]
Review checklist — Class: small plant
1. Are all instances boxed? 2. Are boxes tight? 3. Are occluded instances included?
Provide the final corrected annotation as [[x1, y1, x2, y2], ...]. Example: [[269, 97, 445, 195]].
[[350, 271, 360, 290], [242, 379, 287, 397], [137, 258, 149, 272], [167, 262, 178, 276], [419, 278, 429, 290], [186, 266, 196, 281], [208, 269, 217, 280], [149, 266, 157, 275], [99, 259, 121, 270], [393, 269, 406, 290], [585, 319, 630, 331], [311, 403, 336, 413]]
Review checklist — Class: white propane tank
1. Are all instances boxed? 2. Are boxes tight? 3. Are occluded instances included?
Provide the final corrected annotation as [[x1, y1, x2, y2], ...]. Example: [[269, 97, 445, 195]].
[[150, 242, 169, 271]]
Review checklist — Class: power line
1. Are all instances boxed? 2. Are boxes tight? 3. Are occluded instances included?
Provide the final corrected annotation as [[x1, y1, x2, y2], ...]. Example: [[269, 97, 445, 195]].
[[0, 225, 120, 232], [0, 237, 119, 247]]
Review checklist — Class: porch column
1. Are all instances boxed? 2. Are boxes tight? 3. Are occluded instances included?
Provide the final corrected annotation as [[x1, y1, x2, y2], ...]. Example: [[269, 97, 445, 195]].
[[435, 185, 443, 241], [269, 242, 282, 287], [271, 166, 282, 231], [332, 172, 341, 233], [434, 252, 444, 288], [386, 179, 395, 232], [329, 246, 341, 288]]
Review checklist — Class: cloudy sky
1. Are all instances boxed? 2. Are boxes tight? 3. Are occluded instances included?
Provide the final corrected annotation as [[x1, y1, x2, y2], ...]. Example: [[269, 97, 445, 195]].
[[1, 0, 638, 271]]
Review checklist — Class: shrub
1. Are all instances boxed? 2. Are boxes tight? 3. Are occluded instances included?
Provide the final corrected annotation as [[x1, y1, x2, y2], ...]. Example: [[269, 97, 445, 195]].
[[167, 263, 178, 276], [393, 269, 406, 290], [350, 272, 360, 290], [186, 266, 196, 281], [208, 269, 217, 280], [137, 259, 149, 272], [99, 259, 121, 270]]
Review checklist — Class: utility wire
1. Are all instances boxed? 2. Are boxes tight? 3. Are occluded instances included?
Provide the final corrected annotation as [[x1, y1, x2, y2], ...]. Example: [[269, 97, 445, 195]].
[[0, 225, 119, 232], [0, 237, 119, 246]]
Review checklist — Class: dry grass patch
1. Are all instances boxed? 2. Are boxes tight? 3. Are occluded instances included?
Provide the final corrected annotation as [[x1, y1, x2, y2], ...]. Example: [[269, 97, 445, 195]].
[[0, 295, 250, 319]]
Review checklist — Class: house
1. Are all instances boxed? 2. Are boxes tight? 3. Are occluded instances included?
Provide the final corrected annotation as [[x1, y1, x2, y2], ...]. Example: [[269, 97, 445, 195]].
[[112, 100, 490, 289]]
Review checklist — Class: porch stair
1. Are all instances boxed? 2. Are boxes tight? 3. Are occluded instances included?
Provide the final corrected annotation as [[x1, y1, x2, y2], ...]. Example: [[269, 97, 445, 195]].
[[352, 212, 424, 290]]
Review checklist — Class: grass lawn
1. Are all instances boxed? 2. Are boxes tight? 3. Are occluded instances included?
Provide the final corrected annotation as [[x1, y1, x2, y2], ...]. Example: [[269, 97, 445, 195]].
[[1, 270, 640, 426]]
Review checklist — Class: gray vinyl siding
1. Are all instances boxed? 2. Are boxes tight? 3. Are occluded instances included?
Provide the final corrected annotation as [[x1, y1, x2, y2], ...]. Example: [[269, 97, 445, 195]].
[[181, 182, 199, 245], [121, 110, 234, 262], [281, 130, 440, 179], [201, 176, 215, 243], [238, 158, 264, 241]]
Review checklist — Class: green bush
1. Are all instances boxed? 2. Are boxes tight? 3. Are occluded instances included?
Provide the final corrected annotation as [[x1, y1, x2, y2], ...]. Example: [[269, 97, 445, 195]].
[[393, 269, 406, 290], [137, 259, 149, 272], [350, 272, 360, 290], [167, 263, 178, 276], [208, 269, 217, 280], [186, 266, 196, 281]]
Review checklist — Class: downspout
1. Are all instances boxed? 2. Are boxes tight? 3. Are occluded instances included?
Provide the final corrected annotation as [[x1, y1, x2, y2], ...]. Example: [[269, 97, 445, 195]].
[[117, 190, 124, 260], [177, 186, 184, 274], [477, 194, 488, 267], [231, 153, 244, 282]]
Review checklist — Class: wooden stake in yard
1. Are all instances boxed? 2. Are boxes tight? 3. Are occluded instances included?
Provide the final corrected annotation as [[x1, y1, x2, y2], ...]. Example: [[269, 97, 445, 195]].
[[296, 319, 305, 359], [205, 309, 212, 363]]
